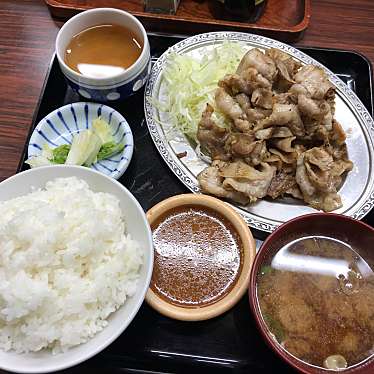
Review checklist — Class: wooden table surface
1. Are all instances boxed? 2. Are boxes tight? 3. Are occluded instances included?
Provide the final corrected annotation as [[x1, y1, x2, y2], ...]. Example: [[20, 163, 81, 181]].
[[0, 0, 373, 181]]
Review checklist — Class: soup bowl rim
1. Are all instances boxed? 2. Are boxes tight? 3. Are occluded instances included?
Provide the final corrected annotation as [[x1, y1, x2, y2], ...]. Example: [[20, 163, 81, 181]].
[[249, 212, 374, 374], [55, 7, 150, 85]]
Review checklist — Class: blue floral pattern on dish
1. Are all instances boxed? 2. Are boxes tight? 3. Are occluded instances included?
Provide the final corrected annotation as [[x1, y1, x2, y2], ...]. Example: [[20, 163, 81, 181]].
[[27, 102, 134, 180]]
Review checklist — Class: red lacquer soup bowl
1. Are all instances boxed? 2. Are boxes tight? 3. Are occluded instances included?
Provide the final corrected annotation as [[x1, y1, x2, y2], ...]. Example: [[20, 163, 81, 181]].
[[249, 213, 374, 374]]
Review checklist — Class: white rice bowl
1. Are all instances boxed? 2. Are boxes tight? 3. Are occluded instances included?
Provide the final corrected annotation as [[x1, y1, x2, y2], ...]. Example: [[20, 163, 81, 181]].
[[0, 166, 153, 373]]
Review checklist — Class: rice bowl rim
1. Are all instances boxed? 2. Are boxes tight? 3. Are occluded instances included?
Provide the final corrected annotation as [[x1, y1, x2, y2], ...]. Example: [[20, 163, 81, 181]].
[[0, 165, 154, 373]]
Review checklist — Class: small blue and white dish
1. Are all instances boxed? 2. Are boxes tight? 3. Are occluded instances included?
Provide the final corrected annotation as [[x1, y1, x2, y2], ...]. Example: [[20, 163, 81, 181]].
[[27, 102, 133, 180], [55, 8, 151, 102]]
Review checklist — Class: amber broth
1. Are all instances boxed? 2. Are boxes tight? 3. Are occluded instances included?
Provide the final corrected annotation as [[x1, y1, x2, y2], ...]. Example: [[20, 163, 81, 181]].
[[151, 205, 243, 308], [64, 24, 143, 79], [257, 236, 374, 370]]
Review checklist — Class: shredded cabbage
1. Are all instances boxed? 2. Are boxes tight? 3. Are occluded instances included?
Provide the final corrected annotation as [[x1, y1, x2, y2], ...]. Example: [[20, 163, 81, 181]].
[[152, 42, 247, 142]]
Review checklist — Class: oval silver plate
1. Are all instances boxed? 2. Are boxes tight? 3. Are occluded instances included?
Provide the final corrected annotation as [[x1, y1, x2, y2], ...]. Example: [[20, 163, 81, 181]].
[[144, 32, 374, 233]]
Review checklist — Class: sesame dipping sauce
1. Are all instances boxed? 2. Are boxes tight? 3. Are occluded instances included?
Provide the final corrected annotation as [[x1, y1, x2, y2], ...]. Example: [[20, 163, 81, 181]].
[[150, 204, 243, 308]]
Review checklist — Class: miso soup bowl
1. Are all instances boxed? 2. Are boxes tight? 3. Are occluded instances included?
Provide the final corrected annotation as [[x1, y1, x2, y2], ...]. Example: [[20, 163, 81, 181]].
[[56, 8, 151, 102], [249, 213, 374, 374]]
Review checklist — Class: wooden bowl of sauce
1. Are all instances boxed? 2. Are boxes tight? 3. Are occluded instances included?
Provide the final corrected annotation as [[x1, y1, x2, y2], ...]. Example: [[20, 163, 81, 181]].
[[146, 194, 256, 321]]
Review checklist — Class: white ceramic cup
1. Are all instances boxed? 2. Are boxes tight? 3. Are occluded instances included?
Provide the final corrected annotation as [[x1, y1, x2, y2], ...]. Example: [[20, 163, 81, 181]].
[[56, 8, 151, 102]]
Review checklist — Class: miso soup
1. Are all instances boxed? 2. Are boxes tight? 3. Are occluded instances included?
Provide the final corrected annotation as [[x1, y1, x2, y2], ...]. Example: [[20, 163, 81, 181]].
[[257, 236, 374, 370], [64, 24, 143, 79]]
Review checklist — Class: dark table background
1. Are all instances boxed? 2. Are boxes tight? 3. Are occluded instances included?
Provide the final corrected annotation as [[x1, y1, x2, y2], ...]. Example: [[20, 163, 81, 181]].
[[0, 1, 374, 373]]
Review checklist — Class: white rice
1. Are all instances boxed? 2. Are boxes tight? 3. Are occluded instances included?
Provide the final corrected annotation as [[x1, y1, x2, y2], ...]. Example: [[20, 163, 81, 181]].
[[0, 177, 143, 353]]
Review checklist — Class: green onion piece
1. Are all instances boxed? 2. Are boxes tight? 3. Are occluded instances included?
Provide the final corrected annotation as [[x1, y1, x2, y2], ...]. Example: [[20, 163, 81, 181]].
[[51, 144, 71, 164], [262, 313, 285, 342], [260, 265, 273, 276], [97, 141, 125, 161]]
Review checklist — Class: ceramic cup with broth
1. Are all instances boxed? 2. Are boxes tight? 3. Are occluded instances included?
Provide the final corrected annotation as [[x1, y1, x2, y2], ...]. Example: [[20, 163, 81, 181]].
[[56, 8, 151, 102]]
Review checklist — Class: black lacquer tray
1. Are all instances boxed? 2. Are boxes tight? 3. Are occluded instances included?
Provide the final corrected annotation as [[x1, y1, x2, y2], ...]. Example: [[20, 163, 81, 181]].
[[17, 33, 374, 374]]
